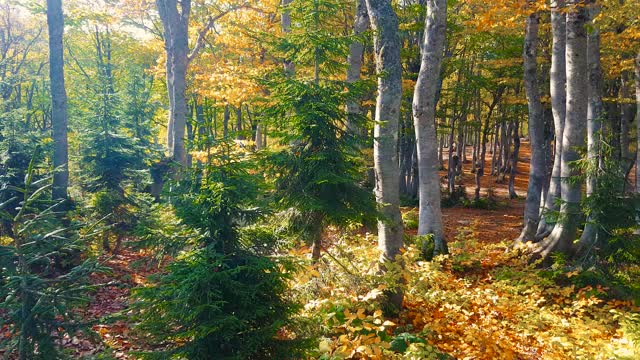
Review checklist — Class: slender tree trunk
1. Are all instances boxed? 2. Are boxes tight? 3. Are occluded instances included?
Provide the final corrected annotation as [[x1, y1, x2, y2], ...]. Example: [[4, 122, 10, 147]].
[[282, 0, 295, 75], [413, 0, 447, 255], [235, 105, 245, 140], [364, 0, 404, 311], [346, 0, 369, 133], [536, 0, 588, 260], [578, 1, 604, 251], [635, 51, 640, 193], [517, 6, 545, 243], [223, 105, 230, 138], [509, 121, 520, 199], [537, 0, 567, 239], [47, 0, 69, 202]]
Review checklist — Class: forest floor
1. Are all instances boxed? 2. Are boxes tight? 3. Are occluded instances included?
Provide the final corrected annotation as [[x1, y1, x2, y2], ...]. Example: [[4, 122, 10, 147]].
[[48, 141, 639, 359]]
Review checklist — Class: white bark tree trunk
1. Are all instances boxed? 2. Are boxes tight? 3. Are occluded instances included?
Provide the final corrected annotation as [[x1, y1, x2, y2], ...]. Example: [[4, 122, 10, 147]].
[[346, 0, 369, 134], [537, 0, 588, 260], [46, 0, 69, 201], [364, 0, 404, 310], [635, 51, 640, 193], [413, 0, 447, 255], [578, 1, 604, 249], [517, 5, 545, 243], [537, 0, 567, 239]]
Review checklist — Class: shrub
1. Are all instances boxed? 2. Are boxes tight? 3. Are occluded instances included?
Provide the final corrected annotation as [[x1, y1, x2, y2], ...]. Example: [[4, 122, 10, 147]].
[[132, 247, 299, 360], [0, 150, 103, 359]]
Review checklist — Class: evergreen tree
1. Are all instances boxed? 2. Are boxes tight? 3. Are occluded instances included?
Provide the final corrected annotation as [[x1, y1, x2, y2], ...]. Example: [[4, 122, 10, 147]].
[[262, 0, 375, 260]]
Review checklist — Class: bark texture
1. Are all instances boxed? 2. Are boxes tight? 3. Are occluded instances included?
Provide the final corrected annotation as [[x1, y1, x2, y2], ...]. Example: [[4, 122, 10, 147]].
[[412, 0, 447, 254], [46, 0, 69, 201], [346, 0, 369, 133], [537, 0, 588, 260], [156, 0, 190, 165], [636, 51, 640, 193], [578, 1, 604, 250], [364, 0, 404, 310], [517, 7, 545, 243], [537, 0, 567, 239]]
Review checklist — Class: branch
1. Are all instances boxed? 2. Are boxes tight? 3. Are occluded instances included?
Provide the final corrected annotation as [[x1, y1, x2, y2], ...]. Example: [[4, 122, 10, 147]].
[[187, 2, 251, 63]]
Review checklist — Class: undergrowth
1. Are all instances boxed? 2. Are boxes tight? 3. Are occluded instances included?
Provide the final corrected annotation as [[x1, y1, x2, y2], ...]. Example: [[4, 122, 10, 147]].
[[288, 226, 639, 359]]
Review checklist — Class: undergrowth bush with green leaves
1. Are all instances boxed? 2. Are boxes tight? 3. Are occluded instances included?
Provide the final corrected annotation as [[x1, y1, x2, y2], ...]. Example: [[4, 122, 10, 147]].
[[132, 141, 303, 359], [0, 150, 104, 359]]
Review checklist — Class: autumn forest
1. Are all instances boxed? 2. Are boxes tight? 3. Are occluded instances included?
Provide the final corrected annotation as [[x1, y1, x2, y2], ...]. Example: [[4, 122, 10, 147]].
[[0, 0, 639, 359]]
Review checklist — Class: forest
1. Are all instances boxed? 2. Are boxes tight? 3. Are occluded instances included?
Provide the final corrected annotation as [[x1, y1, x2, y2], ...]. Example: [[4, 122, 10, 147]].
[[0, 0, 639, 358]]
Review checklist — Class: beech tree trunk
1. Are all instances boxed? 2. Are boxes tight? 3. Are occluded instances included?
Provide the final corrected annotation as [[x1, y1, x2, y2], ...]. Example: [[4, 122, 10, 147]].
[[282, 0, 295, 75], [537, 0, 567, 239], [156, 0, 191, 165], [517, 6, 545, 243], [578, 1, 604, 251], [413, 0, 447, 255], [47, 0, 69, 201], [364, 0, 404, 311], [536, 0, 588, 260], [636, 51, 640, 193], [346, 0, 369, 133]]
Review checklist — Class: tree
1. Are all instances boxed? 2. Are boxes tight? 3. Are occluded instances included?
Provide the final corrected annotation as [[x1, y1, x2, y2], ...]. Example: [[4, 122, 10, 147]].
[[46, 0, 68, 201], [537, 0, 566, 239], [346, 0, 369, 134], [516, 3, 544, 243], [536, 0, 589, 260], [364, 0, 404, 311], [412, 0, 447, 256], [155, 0, 240, 165], [635, 51, 640, 193], [578, 0, 604, 249]]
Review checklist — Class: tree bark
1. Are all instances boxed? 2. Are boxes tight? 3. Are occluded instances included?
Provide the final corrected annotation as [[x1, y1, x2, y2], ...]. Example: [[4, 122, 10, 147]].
[[282, 0, 295, 75], [413, 0, 447, 255], [46, 0, 69, 201], [509, 121, 520, 199], [635, 51, 640, 193], [578, 0, 604, 252], [364, 0, 404, 311], [536, 0, 588, 260], [346, 0, 369, 134], [517, 6, 545, 243], [537, 0, 567, 239]]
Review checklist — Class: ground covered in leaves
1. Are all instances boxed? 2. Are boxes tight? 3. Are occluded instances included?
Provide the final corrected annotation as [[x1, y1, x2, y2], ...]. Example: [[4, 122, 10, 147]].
[[33, 143, 638, 359]]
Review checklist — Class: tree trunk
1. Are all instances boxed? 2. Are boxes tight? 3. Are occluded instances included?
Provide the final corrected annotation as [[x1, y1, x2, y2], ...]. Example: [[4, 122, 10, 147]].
[[47, 0, 69, 202], [346, 0, 369, 134], [537, 0, 567, 239], [223, 105, 230, 138], [635, 51, 640, 193], [235, 105, 245, 140], [364, 0, 404, 312], [155, 0, 195, 166], [578, 1, 604, 252], [413, 0, 447, 255], [282, 0, 295, 75], [536, 0, 588, 260], [509, 121, 520, 199], [517, 6, 545, 243]]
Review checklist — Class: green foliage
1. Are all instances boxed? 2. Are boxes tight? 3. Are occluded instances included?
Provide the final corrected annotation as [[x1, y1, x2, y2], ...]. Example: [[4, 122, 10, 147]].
[[132, 246, 299, 360], [441, 186, 468, 208], [261, 78, 375, 246], [0, 150, 103, 359], [574, 140, 640, 268], [77, 30, 158, 252], [170, 140, 262, 253], [133, 143, 302, 359], [402, 209, 419, 230]]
